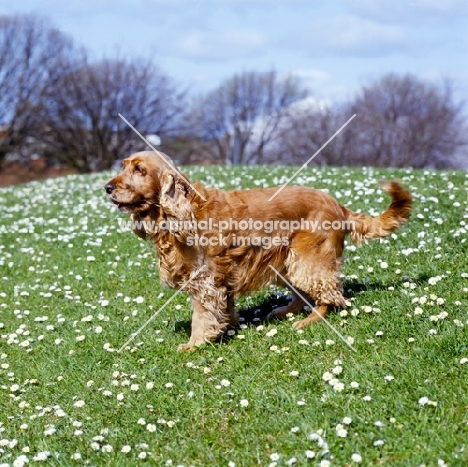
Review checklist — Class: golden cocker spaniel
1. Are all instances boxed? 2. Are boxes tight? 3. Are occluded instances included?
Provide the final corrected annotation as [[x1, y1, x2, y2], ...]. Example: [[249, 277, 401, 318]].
[[105, 151, 411, 351]]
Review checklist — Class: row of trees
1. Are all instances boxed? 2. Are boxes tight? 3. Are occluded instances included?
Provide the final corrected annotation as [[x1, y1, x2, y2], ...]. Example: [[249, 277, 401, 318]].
[[1, 14, 467, 172], [0, 15, 184, 172], [272, 75, 467, 169]]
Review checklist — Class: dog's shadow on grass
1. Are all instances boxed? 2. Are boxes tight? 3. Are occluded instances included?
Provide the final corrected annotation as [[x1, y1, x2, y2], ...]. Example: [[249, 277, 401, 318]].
[[344, 273, 433, 295], [174, 320, 192, 336], [236, 291, 293, 324], [173, 274, 431, 337], [173, 291, 293, 339]]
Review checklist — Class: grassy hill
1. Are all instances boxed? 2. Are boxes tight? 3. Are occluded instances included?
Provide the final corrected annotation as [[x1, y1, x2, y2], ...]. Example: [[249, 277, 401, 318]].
[[0, 165, 467, 466]]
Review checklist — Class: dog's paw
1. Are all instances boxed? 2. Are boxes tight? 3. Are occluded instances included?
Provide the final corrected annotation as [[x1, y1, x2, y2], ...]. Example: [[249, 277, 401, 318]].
[[266, 306, 291, 321], [266, 309, 285, 321], [265, 310, 277, 321], [291, 319, 308, 330], [178, 339, 207, 352], [177, 342, 195, 352]]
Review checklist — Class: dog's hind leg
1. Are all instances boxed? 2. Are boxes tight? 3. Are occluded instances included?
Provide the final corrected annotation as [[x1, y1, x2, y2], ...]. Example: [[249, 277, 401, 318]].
[[292, 304, 330, 329], [266, 291, 305, 321], [285, 236, 346, 330]]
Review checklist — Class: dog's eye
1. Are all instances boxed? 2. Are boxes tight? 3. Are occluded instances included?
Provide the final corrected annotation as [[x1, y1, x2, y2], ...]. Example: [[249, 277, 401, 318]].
[[134, 165, 147, 176]]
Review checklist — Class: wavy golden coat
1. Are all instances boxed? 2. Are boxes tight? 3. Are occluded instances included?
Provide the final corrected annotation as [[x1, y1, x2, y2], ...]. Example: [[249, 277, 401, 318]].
[[105, 151, 412, 351]]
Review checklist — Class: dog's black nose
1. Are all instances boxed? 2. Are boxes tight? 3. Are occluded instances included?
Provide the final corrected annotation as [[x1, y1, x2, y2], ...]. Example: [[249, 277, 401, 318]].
[[105, 183, 116, 194]]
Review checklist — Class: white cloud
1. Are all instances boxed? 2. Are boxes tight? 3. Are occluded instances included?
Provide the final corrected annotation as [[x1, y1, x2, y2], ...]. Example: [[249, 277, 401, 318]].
[[345, 0, 468, 22], [292, 70, 357, 103], [293, 69, 329, 86], [174, 29, 266, 60], [19, 0, 311, 16], [288, 95, 332, 113], [292, 69, 331, 94], [295, 14, 408, 57]]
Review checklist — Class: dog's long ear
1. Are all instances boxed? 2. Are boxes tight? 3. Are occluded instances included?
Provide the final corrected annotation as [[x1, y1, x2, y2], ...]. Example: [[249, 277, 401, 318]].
[[159, 168, 196, 239], [160, 168, 193, 219]]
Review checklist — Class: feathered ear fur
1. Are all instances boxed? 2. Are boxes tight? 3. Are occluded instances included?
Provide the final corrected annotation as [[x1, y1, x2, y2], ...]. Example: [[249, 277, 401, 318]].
[[159, 168, 196, 241]]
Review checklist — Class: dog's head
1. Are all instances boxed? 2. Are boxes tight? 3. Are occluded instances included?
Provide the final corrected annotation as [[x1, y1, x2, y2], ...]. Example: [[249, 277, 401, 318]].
[[104, 151, 192, 217]]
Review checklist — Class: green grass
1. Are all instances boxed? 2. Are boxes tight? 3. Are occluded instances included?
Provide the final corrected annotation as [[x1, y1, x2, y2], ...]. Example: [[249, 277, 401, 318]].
[[0, 165, 467, 466]]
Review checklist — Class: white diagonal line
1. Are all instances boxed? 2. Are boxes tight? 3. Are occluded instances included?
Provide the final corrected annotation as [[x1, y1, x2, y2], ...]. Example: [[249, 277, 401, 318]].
[[246, 360, 270, 384], [268, 114, 356, 202], [117, 265, 206, 352], [268, 265, 357, 352], [118, 113, 207, 202]]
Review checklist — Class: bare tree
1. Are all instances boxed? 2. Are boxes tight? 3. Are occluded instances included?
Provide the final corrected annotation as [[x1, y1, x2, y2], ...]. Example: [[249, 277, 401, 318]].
[[45, 57, 186, 172], [267, 103, 355, 166], [347, 74, 467, 168], [0, 14, 75, 164], [272, 74, 467, 169], [188, 71, 308, 165]]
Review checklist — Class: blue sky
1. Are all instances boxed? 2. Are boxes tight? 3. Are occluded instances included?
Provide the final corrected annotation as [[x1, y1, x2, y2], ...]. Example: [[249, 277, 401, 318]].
[[2, 0, 468, 104]]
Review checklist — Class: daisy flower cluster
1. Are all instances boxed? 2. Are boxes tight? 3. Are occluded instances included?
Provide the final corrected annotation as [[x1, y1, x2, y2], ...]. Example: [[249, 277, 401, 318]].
[[0, 166, 467, 466], [321, 360, 358, 394]]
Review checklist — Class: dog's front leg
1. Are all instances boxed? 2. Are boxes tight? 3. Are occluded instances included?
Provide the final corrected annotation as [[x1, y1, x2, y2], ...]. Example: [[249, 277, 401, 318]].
[[178, 293, 237, 352], [177, 298, 208, 352]]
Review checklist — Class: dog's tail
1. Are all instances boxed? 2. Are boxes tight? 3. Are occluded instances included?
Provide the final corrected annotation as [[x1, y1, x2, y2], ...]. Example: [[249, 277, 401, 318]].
[[345, 180, 412, 246]]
